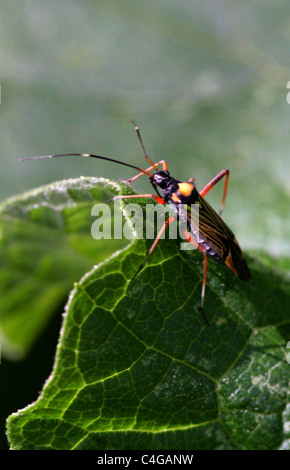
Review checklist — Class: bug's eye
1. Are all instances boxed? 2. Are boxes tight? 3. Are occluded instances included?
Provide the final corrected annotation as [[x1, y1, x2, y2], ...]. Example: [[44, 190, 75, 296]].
[[154, 174, 163, 184], [152, 171, 169, 187]]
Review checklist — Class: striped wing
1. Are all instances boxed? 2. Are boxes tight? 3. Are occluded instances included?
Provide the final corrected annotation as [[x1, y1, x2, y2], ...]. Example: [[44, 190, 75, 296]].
[[184, 193, 251, 281]]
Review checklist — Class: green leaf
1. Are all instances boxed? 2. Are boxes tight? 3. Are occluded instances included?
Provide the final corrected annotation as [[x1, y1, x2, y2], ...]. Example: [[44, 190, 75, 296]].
[[5, 178, 289, 450], [0, 177, 128, 359]]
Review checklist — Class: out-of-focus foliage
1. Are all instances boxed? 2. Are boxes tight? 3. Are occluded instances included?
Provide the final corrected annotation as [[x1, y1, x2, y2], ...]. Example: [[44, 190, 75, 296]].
[[0, 1, 289, 255]]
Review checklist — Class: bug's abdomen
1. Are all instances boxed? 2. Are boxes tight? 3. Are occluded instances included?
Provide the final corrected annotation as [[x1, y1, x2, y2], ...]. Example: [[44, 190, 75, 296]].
[[196, 195, 251, 281], [198, 226, 251, 281], [166, 180, 251, 282]]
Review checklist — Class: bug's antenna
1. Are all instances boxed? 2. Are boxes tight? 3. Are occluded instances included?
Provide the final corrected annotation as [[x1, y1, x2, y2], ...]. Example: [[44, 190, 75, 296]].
[[19, 153, 154, 177], [129, 120, 158, 170]]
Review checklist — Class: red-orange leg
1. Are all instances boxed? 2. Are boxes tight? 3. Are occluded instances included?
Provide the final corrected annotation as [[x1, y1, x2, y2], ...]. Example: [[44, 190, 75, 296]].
[[132, 216, 176, 280], [106, 193, 165, 205], [199, 169, 229, 216], [182, 230, 209, 326]]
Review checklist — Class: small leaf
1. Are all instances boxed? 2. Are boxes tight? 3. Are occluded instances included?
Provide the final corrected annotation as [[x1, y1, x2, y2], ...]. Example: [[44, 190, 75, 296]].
[[0, 177, 128, 358]]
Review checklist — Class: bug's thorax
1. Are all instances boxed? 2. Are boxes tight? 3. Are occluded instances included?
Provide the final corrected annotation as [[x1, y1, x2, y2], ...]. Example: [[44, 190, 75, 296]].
[[151, 170, 197, 204]]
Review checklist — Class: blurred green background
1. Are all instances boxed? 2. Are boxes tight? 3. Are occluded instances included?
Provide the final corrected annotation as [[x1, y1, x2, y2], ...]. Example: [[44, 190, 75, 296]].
[[0, 0, 289, 449], [1, 0, 289, 255]]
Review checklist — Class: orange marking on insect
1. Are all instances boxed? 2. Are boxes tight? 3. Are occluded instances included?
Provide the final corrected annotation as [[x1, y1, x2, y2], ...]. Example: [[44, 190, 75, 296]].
[[178, 182, 195, 197], [225, 252, 238, 276], [171, 193, 181, 203]]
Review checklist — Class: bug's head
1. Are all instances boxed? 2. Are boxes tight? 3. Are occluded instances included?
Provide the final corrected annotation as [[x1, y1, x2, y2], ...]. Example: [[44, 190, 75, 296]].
[[151, 170, 170, 189]]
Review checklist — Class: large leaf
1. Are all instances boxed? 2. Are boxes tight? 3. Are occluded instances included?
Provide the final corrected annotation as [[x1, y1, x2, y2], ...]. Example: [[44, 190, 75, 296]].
[[5, 178, 289, 450]]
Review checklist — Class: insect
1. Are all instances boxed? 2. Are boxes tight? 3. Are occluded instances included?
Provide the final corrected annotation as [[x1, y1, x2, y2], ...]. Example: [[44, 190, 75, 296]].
[[21, 122, 251, 325]]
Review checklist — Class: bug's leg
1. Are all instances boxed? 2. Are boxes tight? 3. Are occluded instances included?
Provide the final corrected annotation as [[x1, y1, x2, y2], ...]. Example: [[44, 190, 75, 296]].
[[199, 169, 229, 216], [132, 216, 176, 280], [106, 193, 165, 205], [199, 254, 209, 325], [182, 230, 209, 326], [125, 160, 168, 184]]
